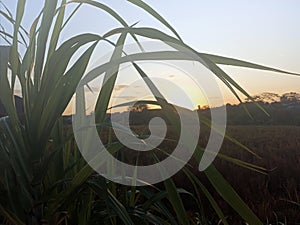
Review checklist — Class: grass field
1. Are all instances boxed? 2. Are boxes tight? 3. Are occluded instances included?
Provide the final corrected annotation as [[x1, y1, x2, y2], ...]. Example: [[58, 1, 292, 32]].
[[116, 124, 300, 224], [214, 125, 300, 224], [185, 125, 300, 224], [1, 1, 299, 223]]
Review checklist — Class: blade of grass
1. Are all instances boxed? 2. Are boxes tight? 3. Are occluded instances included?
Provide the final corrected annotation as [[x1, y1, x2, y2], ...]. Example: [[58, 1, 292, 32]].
[[131, 61, 263, 224], [164, 179, 189, 225], [88, 178, 135, 225], [200, 55, 270, 116], [34, 0, 58, 89], [69, 0, 145, 51], [94, 32, 127, 125], [48, 142, 123, 216], [0, 204, 25, 225], [109, 97, 260, 160], [69, 0, 128, 27], [39, 33, 100, 103], [47, 0, 66, 58], [30, 34, 100, 144], [140, 188, 178, 225], [202, 53, 300, 76], [38, 41, 98, 150], [104, 27, 298, 111], [61, 2, 82, 30], [0, 118, 31, 187], [10, 0, 26, 91], [205, 165, 263, 225], [127, 0, 182, 41], [131, 63, 190, 224], [183, 168, 229, 225]]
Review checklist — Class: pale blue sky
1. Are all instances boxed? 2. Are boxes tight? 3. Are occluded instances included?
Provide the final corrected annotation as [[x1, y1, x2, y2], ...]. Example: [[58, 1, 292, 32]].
[[1, 0, 300, 107]]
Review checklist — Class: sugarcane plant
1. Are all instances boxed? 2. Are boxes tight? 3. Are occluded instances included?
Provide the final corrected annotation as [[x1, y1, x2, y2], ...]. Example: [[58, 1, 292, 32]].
[[0, 0, 299, 225]]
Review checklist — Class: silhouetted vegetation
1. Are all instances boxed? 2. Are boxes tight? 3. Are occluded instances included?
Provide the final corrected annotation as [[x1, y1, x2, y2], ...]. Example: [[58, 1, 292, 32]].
[[0, 95, 24, 117], [120, 92, 300, 126], [99, 92, 300, 224], [1, 0, 298, 224], [80, 123, 300, 224], [225, 92, 300, 125], [209, 125, 300, 224]]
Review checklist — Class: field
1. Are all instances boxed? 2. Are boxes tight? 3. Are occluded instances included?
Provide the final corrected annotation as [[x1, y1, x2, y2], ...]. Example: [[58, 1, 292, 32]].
[[121, 124, 300, 224], [1, 1, 299, 224], [191, 125, 300, 224]]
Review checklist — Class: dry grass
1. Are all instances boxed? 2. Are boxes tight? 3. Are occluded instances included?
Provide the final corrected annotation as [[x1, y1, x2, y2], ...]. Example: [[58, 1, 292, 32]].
[[205, 125, 300, 224], [103, 124, 300, 223]]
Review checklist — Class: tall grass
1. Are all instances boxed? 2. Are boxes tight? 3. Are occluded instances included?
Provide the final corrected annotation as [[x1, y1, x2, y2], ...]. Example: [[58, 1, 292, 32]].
[[0, 0, 299, 224]]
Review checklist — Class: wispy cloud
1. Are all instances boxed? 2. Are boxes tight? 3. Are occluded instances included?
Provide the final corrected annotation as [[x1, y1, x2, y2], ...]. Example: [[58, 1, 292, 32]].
[[114, 84, 129, 91]]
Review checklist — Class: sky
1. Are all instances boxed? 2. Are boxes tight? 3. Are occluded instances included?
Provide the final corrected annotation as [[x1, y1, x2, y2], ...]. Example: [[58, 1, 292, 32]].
[[1, 0, 300, 113]]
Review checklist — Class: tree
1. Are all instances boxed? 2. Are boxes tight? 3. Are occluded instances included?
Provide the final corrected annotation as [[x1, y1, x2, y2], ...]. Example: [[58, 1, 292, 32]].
[[280, 92, 300, 104], [129, 103, 149, 112], [1, 1, 298, 224], [245, 92, 280, 103]]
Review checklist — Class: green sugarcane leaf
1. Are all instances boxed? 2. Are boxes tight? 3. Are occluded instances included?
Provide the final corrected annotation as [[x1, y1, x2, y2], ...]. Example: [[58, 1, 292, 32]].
[[127, 0, 182, 41], [34, 0, 58, 89], [94, 32, 127, 125], [183, 168, 229, 225], [38, 41, 98, 150], [205, 165, 263, 225], [47, 0, 66, 58], [164, 179, 189, 225], [202, 53, 300, 76], [0, 204, 25, 225]]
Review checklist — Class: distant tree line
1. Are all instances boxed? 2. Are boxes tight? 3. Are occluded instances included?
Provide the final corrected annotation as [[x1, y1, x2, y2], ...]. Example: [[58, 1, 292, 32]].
[[127, 92, 300, 126], [223, 92, 300, 125], [3, 93, 299, 126]]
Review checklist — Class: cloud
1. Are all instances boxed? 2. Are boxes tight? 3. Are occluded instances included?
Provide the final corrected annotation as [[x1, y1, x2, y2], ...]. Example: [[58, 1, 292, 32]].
[[114, 84, 129, 91]]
